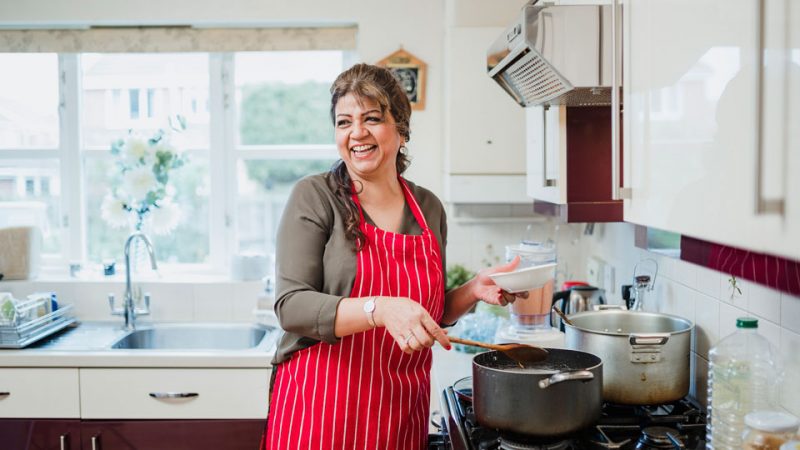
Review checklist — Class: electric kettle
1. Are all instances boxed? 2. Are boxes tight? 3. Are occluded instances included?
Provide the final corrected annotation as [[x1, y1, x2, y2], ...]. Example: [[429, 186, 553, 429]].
[[551, 284, 606, 330]]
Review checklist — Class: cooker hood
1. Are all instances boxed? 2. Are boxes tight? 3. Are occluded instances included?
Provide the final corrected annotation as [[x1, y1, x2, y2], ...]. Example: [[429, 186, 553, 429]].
[[487, 1, 615, 107]]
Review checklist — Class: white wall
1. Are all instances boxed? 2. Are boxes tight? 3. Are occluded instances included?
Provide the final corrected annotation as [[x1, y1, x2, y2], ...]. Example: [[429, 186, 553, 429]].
[[580, 222, 800, 417]]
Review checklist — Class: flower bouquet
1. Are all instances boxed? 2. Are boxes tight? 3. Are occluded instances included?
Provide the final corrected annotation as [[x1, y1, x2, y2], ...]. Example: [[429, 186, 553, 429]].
[[101, 119, 188, 235]]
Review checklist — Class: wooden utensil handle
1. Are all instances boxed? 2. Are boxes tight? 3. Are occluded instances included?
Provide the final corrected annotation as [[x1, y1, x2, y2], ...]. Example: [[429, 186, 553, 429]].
[[448, 336, 502, 351]]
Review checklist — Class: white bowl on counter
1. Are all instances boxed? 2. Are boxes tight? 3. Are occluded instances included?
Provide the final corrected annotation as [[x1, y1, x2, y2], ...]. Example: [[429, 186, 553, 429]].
[[488, 262, 557, 293]]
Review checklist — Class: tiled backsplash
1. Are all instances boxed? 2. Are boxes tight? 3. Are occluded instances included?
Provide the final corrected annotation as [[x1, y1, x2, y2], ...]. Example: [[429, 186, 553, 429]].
[[0, 279, 266, 324]]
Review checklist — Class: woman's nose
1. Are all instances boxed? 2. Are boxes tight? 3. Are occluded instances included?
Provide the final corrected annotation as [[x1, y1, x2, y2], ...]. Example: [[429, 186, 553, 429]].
[[350, 121, 369, 138]]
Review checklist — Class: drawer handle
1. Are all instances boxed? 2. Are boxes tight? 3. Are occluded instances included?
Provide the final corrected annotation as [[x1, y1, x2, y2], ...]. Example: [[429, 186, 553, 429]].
[[60, 433, 71, 450], [149, 392, 199, 399], [91, 434, 101, 450], [0, 392, 9, 398]]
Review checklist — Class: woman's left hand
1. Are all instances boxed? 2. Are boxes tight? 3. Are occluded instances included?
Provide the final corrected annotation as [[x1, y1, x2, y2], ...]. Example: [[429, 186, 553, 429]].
[[471, 256, 529, 306]]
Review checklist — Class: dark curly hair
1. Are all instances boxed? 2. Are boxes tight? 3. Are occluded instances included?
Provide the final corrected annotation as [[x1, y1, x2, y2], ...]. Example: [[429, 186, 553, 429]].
[[329, 63, 412, 251]]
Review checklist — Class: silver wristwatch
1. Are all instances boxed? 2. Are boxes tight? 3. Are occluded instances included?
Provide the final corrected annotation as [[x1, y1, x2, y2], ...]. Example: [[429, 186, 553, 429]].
[[363, 297, 377, 328]]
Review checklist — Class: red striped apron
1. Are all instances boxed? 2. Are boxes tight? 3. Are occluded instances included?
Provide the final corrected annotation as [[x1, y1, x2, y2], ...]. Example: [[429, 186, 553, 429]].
[[263, 177, 444, 450]]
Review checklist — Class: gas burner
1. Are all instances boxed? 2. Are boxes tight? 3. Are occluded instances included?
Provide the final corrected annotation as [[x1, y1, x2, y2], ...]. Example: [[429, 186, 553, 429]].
[[635, 426, 685, 449], [499, 433, 573, 450], [498, 431, 574, 450]]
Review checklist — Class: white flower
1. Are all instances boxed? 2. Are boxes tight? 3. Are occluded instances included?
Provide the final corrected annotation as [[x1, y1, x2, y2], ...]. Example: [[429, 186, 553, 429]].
[[121, 166, 158, 200], [149, 198, 181, 235], [101, 195, 131, 228], [124, 138, 151, 163]]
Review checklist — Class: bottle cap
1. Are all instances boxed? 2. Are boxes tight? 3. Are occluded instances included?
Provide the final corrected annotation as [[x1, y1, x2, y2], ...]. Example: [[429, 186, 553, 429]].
[[737, 317, 759, 328], [745, 411, 800, 433]]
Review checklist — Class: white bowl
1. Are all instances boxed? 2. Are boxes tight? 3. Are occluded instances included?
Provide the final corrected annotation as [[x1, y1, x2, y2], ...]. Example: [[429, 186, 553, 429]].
[[488, 263, 557, 293]]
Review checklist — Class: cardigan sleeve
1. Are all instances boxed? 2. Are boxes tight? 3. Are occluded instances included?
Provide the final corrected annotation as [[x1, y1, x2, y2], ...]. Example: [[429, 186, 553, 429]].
[[273, 177, 344, 344]]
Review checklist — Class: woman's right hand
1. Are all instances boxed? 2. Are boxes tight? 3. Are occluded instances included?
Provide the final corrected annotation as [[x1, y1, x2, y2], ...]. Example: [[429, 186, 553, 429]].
[[373, 297, 451, 354]]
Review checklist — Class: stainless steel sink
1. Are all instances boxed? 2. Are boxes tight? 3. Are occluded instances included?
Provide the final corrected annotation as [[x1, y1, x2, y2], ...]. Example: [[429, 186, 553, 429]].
[[110, 323, 277, 351]]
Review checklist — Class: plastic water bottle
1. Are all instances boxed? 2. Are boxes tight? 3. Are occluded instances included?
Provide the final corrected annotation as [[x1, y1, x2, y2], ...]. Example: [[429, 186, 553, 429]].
[[707, 317, 782, 450]]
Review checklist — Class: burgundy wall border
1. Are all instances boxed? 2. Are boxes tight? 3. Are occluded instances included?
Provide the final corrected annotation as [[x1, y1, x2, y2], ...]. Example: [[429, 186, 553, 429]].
[[681, 236, 800, 296]]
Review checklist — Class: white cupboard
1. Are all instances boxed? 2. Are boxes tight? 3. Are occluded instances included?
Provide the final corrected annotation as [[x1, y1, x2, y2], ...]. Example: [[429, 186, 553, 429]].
[[443, 27, 528, 203], [623, 0, 800, 260]]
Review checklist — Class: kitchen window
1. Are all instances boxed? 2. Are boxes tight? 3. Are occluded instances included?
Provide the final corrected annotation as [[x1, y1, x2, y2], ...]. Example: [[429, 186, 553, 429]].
[[0, 27, 353, 275]]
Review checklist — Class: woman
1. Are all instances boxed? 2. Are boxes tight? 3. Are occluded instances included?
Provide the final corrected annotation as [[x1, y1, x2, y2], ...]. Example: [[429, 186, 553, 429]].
[[262, 63, 521, 450]]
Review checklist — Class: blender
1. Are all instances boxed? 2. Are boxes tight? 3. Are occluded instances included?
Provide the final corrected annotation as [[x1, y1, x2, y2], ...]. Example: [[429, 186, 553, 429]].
[[494, 240, 565, 348]]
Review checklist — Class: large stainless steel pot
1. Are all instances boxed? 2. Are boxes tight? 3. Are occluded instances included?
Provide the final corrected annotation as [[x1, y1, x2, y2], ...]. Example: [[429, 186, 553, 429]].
[[564, 310, 693, 405], [472, 348, 603, 436]]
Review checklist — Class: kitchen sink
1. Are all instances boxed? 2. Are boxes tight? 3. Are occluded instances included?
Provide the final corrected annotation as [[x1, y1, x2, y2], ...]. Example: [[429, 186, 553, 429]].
[[110, 323, 278, 351]]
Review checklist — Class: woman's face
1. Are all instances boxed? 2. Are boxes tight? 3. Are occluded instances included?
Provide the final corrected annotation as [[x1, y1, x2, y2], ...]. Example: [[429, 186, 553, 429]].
[[334, 93, 404, 181]]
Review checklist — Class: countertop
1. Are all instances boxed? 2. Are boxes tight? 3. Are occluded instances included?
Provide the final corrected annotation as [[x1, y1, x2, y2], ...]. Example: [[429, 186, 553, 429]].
[[0, 321, 275, 368]]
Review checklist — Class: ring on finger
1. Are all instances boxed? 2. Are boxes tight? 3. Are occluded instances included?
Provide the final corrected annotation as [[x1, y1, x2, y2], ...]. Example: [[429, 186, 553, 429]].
[[404, 334, 415, 344]]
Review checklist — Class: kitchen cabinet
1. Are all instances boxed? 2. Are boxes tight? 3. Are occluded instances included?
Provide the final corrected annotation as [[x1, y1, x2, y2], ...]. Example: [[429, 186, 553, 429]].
[[0, 419, 81, 450], [623, 0, 800, 260], [79, 368, 269, 419], [443, 27, 529, 204], [526, 105, 623, 222], [0, 368, 80, 418], [81, 419, 264, 450]]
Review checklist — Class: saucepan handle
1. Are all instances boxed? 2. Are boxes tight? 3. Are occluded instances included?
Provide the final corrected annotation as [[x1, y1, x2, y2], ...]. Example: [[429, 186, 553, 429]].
[[629, 333, 670, 346], [538, 370, 594, 389]]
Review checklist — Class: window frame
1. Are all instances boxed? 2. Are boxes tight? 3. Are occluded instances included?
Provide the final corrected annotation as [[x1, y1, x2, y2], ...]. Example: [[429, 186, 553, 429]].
[[0, 50, 346, 276]]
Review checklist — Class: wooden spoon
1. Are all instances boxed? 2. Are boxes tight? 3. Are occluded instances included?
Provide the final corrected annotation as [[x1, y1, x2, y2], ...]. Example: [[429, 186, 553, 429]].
[[552, 305, 574, 326], [448, 336, 549, 367]]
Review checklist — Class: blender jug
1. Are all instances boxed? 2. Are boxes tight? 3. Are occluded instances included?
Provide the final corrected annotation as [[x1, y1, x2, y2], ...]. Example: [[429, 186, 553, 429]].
[[504, 242, 556, 329]]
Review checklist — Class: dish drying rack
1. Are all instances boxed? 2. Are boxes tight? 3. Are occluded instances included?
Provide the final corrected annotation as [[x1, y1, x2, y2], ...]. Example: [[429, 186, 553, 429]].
[[0, 299, 76, 349]]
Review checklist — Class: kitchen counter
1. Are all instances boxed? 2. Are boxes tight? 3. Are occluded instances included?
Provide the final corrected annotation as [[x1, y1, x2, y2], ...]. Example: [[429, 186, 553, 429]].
[[0, 321, 275, 368]]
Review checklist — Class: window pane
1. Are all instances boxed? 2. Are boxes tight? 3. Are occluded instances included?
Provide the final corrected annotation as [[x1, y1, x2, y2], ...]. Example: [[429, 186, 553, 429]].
[[237, 159, 336, 253], [80, 53, 210, 149], [235, 51, 343, 145], [84, 154, 210, 264], [0, 159, 62, 254], [0, 54, 59, 149]]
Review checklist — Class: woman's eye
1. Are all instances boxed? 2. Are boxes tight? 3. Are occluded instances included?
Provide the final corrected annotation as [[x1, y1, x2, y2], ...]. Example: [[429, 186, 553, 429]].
[[366, 116, 382, 123], [336, 120, 350, 127]]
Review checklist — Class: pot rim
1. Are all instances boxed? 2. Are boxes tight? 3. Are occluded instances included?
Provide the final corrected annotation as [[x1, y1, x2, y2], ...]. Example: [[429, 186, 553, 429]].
[[564, 310, 694, 337], [471, 348, 603, 374]]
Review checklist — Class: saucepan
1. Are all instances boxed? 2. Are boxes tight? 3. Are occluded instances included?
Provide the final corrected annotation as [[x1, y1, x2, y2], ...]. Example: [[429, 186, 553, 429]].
[[471, 348, 603, 436], [564, 309, 693, 405]]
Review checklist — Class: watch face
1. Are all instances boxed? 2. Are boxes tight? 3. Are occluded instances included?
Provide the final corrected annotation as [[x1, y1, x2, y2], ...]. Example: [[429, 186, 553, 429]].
[[364, 300, 376, 313]]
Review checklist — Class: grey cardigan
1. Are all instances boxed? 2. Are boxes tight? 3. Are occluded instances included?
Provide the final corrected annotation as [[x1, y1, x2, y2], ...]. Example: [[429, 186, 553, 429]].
[[271, 172, 447, 365]]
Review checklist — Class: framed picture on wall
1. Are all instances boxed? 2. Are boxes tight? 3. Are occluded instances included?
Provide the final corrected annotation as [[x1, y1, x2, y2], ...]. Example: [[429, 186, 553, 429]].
[[376, 48, 427, 111]]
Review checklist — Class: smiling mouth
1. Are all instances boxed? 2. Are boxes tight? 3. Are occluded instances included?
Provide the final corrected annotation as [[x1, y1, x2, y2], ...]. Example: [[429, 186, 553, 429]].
[[351, 144, 376, 154]]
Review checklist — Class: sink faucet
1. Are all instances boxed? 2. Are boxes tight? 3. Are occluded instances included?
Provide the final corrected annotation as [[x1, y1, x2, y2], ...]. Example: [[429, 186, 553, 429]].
[[108, 231, 158, 330]]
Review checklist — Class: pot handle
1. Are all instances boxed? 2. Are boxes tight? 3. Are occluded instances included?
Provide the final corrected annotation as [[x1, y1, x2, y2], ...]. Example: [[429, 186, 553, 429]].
[[629, 333, 670, 346], [538, 370, 594, 389]]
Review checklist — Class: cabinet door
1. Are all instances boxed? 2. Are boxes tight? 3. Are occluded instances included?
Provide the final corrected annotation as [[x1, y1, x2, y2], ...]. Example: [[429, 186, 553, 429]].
[[624, 0, 798, 259], [526, 105, 566, 204], [445, 27, 526, 175], [82, 420, 264, 450], [0, 419, 81, 450]]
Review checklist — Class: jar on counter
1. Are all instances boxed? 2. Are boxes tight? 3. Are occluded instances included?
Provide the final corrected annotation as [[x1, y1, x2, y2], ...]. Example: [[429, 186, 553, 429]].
[[743, 411, 800, 450]]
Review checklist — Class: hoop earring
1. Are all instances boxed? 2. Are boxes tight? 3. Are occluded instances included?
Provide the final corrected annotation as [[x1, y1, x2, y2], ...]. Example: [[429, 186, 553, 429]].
[[399, 145, 408, 154]]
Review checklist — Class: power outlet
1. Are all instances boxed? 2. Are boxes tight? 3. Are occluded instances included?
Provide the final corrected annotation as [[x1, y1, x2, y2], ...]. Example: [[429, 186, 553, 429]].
[[603, 265, 616, 294], [587, 257, 604, 288]]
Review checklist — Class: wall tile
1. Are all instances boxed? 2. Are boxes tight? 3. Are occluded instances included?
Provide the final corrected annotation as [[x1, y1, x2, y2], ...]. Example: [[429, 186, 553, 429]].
[[673, 260, 698, 290], [691, 353, 709, 407], [779, 328, 800, 417], [193, 283, 234, 322], [747, 281, 781, 324], [694, 293, 720, 358], [720, 276, 748, 310], [233, 283, 261, 322], [696, 266, 721, 300], [757, 318, 781, 351], [781, 293, 800, 335], [69, 282, 126, 321], [137, 283, 194, 322]]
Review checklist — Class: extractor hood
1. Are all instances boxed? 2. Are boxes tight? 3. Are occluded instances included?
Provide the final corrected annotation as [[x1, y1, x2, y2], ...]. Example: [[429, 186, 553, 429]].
[[487, 1, 617, 107]]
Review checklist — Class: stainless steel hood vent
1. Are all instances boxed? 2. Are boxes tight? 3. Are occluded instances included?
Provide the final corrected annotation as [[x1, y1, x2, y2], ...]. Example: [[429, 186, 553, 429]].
[[488, 2, 614, 107]]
